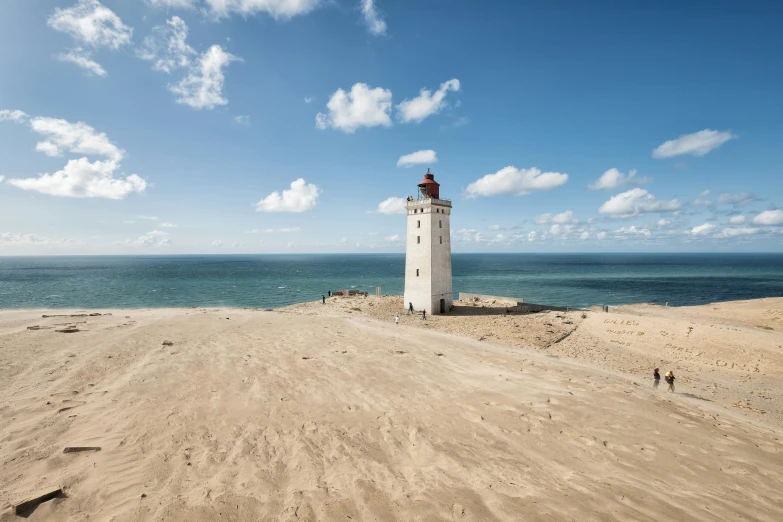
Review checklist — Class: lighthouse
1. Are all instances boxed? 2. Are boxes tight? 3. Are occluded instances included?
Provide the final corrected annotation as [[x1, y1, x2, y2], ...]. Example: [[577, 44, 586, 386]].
[[404, 169, 453, 315]]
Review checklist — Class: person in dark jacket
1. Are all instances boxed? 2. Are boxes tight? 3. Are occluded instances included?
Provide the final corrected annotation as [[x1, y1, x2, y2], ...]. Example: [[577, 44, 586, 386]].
[[665, 371, 675, 392], [653, 368, 661, 388], [421, 309, 426, 321], [408, 302, 414, 314]]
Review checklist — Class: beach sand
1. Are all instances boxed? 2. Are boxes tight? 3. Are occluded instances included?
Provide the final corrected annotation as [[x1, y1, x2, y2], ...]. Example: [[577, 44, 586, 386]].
[[1, 299, 782, 521]]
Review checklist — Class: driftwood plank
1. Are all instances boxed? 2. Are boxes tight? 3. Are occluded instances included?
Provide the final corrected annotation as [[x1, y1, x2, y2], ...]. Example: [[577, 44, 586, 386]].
[[63, 446, 101, 453], [13, 487, 62, 515]]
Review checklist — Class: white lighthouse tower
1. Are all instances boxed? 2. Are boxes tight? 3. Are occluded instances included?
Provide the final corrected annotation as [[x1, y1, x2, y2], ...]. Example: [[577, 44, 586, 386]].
[[404, 169, 453, 315]]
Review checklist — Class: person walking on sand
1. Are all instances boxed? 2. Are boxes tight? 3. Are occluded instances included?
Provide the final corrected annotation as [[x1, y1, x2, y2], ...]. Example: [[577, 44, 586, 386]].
[[422, 309, 426, 321], [322, 295, 326, 304], [395, 315, 399, 326], [665, 370, 675, 392], [653, 368, 661, 389], [408, 302, 414, 314]]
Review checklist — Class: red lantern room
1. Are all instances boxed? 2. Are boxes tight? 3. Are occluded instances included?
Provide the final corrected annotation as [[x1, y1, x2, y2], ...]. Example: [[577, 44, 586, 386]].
[[417, 168, 440, 199]]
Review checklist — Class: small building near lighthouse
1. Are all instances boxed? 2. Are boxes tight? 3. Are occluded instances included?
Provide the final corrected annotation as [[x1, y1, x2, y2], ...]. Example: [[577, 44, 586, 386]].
[[404, 169, 453, 315]]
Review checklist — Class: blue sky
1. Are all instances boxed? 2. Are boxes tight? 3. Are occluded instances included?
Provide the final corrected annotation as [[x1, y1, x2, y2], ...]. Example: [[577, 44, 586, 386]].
[[1, 0, 782, 254]]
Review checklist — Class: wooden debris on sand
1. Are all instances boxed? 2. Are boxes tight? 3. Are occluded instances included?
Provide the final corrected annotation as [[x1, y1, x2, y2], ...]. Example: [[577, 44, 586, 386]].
[[12, 487, 63, 516], [55, 328, 80, 333], [63, 446, 101, 453], [162, 340, 174, 346]]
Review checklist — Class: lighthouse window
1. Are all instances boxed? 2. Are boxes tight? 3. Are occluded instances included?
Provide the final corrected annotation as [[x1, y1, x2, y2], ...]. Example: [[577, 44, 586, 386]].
[[416, 269, 419, 277], [417, 220, 420, 228], [440, 236, 442, 244], [417, 236, 420, 244], [439, 220, 442, 228]]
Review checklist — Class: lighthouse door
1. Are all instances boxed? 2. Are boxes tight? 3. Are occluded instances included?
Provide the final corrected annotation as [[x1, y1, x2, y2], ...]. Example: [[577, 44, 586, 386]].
[[440, 298, 446, 314]]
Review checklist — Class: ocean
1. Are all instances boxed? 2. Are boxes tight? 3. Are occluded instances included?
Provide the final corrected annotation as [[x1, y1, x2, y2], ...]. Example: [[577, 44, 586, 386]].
[[1, 253, 782, 310]]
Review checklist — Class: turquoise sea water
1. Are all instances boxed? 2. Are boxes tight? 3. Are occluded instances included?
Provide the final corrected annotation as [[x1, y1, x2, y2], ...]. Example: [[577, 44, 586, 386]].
[[1, 254, 782, 310]]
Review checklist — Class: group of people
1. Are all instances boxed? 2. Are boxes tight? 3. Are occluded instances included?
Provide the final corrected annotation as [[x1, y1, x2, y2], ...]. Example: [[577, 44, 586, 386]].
[[393, 302, 426, 325], [653, 368, 676, 392]]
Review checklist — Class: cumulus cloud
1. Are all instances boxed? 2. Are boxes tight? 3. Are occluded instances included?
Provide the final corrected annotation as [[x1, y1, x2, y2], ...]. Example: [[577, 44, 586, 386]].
[[256, 178, 319, 212], [652, 129, 736, 158], [170, 45, 240, 110], [729, 215, 746, 224], [316, 83, 392, 133], [139, 17, 240, 110], [0, 176, 4, 183], [385, 233, 402, 242], [597, 231, 607, 240], [717, 227, 759, 238], [137, 16, 195, 73], [146, 0, 198, 8], [375, 196, 407, 215], [589, 168, 648, 190], [580, 231, 590, 240], [465, 166, 568, 198], [2, 114, 146, 199], [48, 0, 133, 49], [203, 0, 321, 19], [234, 115, 251, 126], [212, 239, 223, 246], [657, 219, 671, 228], [159, 222, 177, 228], [304, 96, 314, 103], [0, 233, 51, 246], [753, 210, 783, 226], [527, 231, 537, 242], [396, 79, 460, 124], [690, 223, 715, 236], [129, 230, 171, 246], [718, 192, 758, 207], [691, 189, 712, 208], [598, 188, 680, 217], [614, 226, 651, 237], [57, 48, 107, 76], [535, 210, 577, 225], [361, 0, 387, 36], [397, 149, 437, 168], [0, 110, 28, 123]]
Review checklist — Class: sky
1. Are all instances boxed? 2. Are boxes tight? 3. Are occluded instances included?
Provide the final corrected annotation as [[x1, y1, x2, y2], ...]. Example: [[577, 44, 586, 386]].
[[1, 0, 782, 255]]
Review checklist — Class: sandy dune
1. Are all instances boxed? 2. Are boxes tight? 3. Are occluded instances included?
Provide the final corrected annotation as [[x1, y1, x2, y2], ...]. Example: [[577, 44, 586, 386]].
[[1, 302, 782, 521]]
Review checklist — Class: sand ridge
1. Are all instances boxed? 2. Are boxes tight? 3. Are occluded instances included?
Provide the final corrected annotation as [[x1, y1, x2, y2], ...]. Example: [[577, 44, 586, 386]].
[[1, 303, 782, 521]]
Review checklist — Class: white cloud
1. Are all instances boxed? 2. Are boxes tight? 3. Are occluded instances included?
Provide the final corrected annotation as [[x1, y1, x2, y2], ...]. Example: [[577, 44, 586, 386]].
[[375, 196, 407, 215], [57, 48, 107, 76], [691, 189, 712, 208], [397, 149, 437, 168], [488, 224, 502, 231], [5, 115, 146, 199], [657, 219, 671, 228], [396, 79, 460, 124], [159, 222, 177, 228], [589, 168, 648, 190], [130, 230, 171, 246], [48, 0, 133, 49], [29, 116, 123, 160], [339, 237, 348, 244], [690, 223, 715, 236], [527, 231, 537, 242], [137, 16, 195, 74], [212, 239, 223, 246], [234, 115, 251, 126], [170, 45, 240, 110], [718, 192, 757, 207], [652, 129, 736, 158], [598, 188, 680, 217], [753, 210, 783, 226], [146, 0, 198, 8], [203, 0, 322, 19], [729, 215, 746, 224], [0, 233, 51, 246], [361, 0, 387, 36], [231, 241, 244, 247], [304, 96, 314, 103], [316, 83, 392, 133], [256, 178, 319, 212], [549, 224, 573, 236], [138, 215, 159, 221], [0, 176, 4, 183], [466, 166, 568, 198], [597, 231, 607, 240], [0, 110, 29, 123], [717, 227, 759, 238], [385, 233, 402, 242], [535, 210, 577, 225], [614, 226, 651, 237], [580, 231, 590, 240]]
